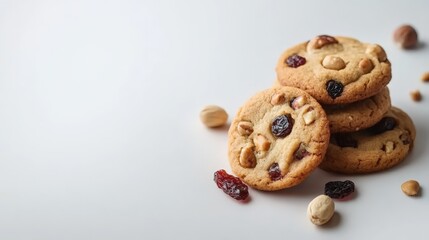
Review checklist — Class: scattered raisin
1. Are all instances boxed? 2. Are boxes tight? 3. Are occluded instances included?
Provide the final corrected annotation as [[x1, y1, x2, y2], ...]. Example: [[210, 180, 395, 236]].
[[286, 54, 306, 68], [271, 114, 294, 138], [268, 163, 282, 181], [334, 134, 357, 148], [325, 180, 355, 199], [370, 117, 396, 134], [326, 80, 344, 99], [214, 169, 249, 200]]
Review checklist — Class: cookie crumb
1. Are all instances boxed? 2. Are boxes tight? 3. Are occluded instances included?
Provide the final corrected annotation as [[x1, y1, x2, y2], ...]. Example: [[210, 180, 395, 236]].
[[421, 72, 429, 82], [410, 90, 422, 102]]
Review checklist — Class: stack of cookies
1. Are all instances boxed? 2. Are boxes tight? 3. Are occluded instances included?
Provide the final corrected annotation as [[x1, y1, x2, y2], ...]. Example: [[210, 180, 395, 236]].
[[227, 35, 416, 191]]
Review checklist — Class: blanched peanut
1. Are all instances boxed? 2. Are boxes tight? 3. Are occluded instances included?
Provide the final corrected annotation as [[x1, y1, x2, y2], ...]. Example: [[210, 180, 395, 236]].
[[307, 195, 335, 225]]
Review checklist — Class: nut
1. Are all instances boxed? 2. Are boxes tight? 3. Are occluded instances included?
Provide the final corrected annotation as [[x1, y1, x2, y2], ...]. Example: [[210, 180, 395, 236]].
[[307, 35, 338, 50], [359, 58, 374, 74], [200, 105, 228, 127], [322, 55, 346, 70], [290, 96, 306, 110], [365, 44, 387, 62], [384, 141, 395, 153], [410, 90, 422, 102], [237, 121, 254, 136], [393, 24, 418, 49], [239, 145, 256, 168], [254, 134, 271, 152], [401, 180, 420, 196], [400, 131, 411, 145], [303, 109, 316, 125], [421, 72, 429, 82], [271, 93, 286, 105], [307, 195, 335, 225]]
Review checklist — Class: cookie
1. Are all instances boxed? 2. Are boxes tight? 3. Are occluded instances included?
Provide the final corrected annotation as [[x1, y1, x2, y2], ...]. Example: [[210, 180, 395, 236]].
[[228, 86, 330, 191], [325, 87, 391, 133], [275, 35, 391, 104], [319, 107, 416, 174]]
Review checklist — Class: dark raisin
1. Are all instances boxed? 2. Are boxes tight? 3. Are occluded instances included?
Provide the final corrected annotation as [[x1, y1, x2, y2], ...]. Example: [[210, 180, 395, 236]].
[[294, 143, 309, 160], [271, 114, 294, 138], [325, 180, 355, 199], [326, 80, 344, 99], [334, 134, 357, 148], [268, 163, 282, 181], [286, 54, 306, 68], [214, 169, 249, 200], [370, 117, 396, 134]]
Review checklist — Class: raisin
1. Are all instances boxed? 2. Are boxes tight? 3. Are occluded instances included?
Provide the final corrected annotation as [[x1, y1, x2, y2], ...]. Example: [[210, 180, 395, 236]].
[[326, 80, 344, 99], [286, 54, 306, 68], [325, 180, 355, 199], [370, 117, 396, 134], [214, 170, 249, 200], [294, 143, 309, 160], [268, 163, 282, 181], [334, 134, 357, 148], [271, 114, 294, 138]]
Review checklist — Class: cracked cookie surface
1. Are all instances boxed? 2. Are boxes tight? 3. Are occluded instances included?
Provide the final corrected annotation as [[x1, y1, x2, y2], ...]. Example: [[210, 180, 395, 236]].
[[228, 86, 330, 191], [275, 35, 391, 104], [319, 107, 416, 174], [324, 87, 391, 133]]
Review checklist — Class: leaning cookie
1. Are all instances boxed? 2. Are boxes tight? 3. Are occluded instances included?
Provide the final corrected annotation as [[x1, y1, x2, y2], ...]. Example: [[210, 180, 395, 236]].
[[276, 35, 391, 104], [228, 86, 330, 191], [319, 107, 416, 174], [324, 87, 391, 133]]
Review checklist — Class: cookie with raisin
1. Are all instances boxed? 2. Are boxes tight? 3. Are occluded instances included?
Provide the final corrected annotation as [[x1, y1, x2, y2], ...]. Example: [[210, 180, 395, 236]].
[[275, 35, 391, 104], [324, 87, 391, 133], [228, 86, 330, 191], [319, 107, 416, 174]]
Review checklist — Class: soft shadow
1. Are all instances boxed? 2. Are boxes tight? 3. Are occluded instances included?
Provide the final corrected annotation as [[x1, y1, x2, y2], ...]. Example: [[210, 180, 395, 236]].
[[414, 41, 426, 50], [320, 211, 341, 229], [207, 122, 231, 132]]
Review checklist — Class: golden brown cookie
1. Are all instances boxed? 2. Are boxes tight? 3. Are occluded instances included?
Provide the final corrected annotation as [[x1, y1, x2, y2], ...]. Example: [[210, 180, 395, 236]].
[[324, 87, 391, 133], [275, 35, 391, 104], [319, 107, 416, 174], [228, 86, 330, 191]]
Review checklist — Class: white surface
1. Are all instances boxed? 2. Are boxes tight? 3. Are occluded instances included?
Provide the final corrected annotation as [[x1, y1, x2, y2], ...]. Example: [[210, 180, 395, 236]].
[[1, 0, 428, 239]]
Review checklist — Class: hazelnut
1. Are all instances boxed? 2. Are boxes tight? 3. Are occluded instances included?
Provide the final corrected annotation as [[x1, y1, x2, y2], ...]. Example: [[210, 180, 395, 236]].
[[393, 24, 418, 49], [200, 105, 228, 127], [421, 72, 429, 82], [410, 90, 422, 102]]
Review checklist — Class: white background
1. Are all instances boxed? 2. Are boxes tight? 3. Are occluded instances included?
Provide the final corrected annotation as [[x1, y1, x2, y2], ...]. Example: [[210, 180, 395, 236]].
[[1, 0, 429, 239]]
